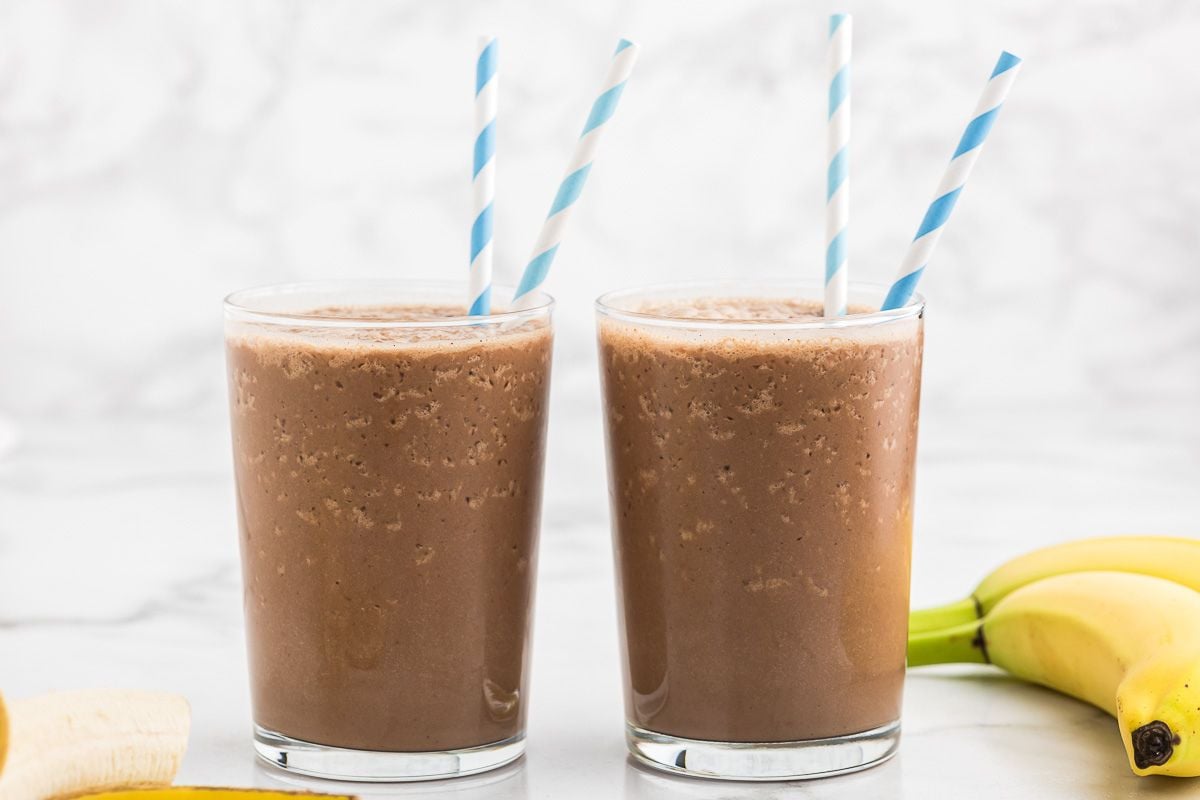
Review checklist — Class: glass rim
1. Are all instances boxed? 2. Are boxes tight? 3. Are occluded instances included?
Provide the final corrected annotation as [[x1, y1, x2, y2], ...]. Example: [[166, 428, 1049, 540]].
[[594, 279, 924, 331], [223, 279, 554, 329]]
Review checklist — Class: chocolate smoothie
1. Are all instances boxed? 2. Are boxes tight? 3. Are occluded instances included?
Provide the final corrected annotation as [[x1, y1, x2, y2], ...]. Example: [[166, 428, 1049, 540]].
[[598, 293, 922, 745], [226, 296, 552, 756]]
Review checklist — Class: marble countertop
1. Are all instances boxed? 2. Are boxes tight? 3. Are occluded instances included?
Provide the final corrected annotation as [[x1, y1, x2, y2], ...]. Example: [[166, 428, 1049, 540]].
[[2, 0, 1200, 796], [2, 399, 1197, 799]]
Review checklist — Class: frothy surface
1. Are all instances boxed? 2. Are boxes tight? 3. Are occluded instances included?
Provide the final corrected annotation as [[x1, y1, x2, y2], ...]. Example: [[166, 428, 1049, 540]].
[[600, 295, 917, 352], [228, 303, 548, 349], [624, 297, 876, 322], [303, 303, 484, 321]]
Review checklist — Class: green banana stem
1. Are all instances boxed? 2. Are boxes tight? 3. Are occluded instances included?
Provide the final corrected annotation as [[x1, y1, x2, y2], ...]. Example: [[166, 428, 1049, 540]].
[[907, 620, 989, 667], [908, 597, 981, 635]]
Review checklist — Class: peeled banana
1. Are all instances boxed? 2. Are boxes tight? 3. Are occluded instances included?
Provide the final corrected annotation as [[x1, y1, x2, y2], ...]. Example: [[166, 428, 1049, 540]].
[[0, 689, 190, 799], [909, 535, 1200, 634], [909, 571, 1200, 777]]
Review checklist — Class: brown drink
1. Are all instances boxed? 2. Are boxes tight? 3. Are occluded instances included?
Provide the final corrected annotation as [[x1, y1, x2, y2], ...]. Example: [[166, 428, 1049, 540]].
[[596, 282, 923, 781], [224, 281, 553, 781]]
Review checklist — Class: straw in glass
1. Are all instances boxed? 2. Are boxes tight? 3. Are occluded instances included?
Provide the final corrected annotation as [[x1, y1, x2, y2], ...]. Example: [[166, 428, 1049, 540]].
[[825, 13, 852, 317], [881, 51, 1022, 311], [469, 36, 498, 316], [511, 39, 640, 309]]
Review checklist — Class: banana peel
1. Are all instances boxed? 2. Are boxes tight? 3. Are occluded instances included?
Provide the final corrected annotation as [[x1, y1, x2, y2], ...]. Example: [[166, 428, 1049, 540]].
[[74, 792, 355, 800], [1, 692, 9, 776], [910, 535, 1200, 635]]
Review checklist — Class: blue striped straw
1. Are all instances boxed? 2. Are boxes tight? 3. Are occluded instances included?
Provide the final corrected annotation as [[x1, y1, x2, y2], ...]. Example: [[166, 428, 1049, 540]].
[[511, 39, 640, 309], [469, 36, 498, 316], [825, 13, 851, 317], [881, 51, 1022, 311]]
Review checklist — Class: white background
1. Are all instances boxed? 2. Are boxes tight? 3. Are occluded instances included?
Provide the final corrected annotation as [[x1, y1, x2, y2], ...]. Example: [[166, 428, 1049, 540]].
[[1, 1, 1198, 797]]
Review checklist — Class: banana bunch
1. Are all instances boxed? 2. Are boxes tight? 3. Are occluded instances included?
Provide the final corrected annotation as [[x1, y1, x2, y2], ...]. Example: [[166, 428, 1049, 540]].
[[909, 535, 1200, 777]]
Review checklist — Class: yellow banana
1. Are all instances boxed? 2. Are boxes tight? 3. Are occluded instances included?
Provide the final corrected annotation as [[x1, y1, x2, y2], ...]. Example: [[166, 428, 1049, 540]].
[[75, 792, 354, 799], [909, 535, 1200, 634], [0, 692, 8, 776], [908, 571, 1200, 776], [0, 689, 190, 799]]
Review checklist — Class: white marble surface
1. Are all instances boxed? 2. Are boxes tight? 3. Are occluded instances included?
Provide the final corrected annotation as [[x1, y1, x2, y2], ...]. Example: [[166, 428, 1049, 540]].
[[2, 0, 1200, 797]]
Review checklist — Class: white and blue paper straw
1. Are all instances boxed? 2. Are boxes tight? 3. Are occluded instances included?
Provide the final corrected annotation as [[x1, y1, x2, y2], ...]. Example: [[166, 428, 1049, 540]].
[[511, 39, 640, 309], [825, 13, 851, 317], [881, 51, 1022, 311], [469, 36, 498, 316]]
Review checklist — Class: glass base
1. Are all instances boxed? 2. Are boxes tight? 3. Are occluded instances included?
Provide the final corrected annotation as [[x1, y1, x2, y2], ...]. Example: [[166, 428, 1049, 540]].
[[253, 725, 525, 782], [626, 720, 900, 781]]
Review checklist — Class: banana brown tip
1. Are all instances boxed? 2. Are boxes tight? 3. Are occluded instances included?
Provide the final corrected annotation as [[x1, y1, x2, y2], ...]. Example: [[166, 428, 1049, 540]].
[[972, 626, 990, 664], [1131, 720, 1180, 769]]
